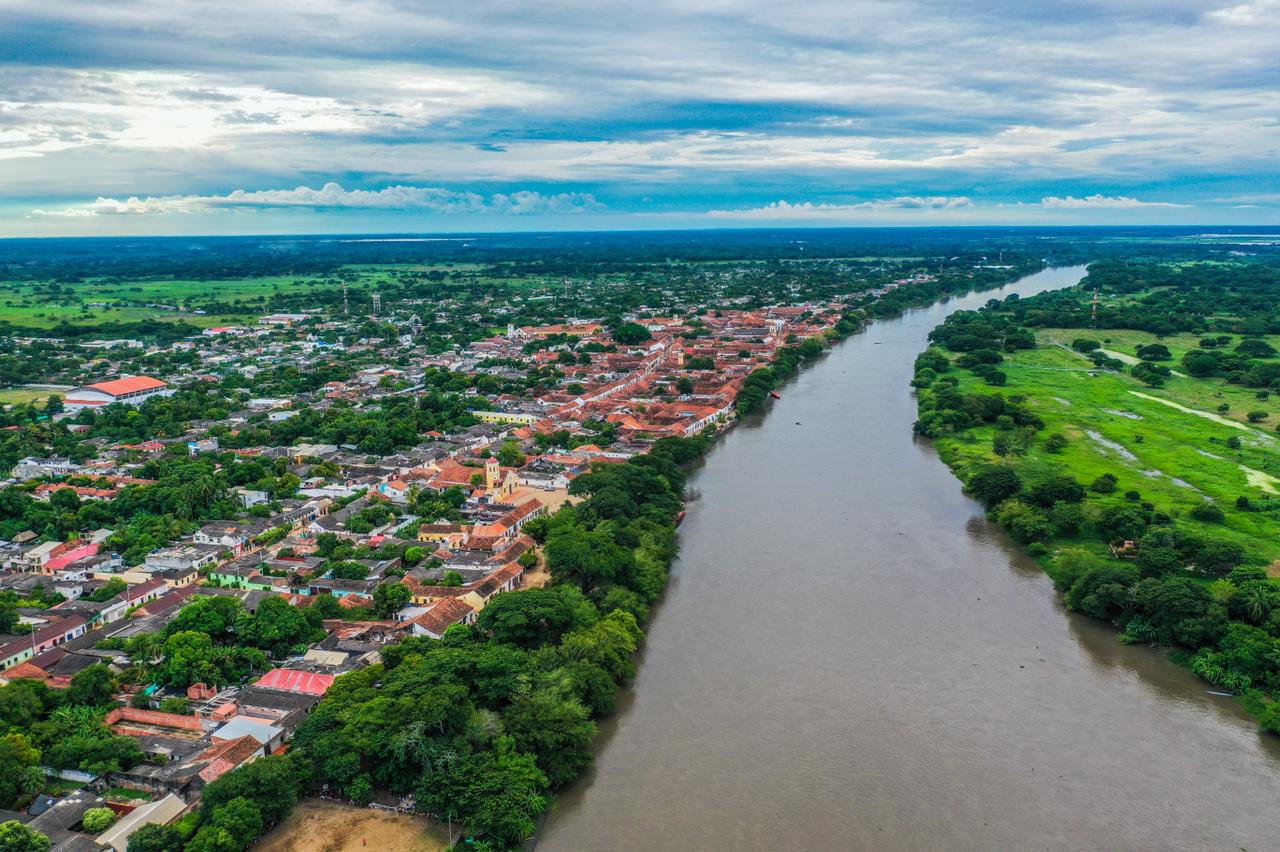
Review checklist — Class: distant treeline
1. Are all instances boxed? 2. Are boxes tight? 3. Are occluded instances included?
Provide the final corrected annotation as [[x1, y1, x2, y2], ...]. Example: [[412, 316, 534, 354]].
[[4, 227, 1273, 281]]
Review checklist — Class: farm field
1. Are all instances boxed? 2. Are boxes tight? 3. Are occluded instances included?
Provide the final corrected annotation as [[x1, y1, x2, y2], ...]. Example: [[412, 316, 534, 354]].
[[933, 329, 1280, 570]]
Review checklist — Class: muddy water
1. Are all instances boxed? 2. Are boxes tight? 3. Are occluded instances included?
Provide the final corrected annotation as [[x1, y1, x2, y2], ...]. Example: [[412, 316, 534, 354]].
[[538, 266, 1280, 851]]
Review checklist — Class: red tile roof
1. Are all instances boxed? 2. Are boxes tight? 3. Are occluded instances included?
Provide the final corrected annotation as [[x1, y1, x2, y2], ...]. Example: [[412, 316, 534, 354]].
[[411, 598, 475, 637], [253, 668, 336, 696], [198, 734, 262, 783]]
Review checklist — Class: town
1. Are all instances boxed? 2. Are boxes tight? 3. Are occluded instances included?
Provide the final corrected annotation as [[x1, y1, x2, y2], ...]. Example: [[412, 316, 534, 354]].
[[0, 246, 1015, 851]]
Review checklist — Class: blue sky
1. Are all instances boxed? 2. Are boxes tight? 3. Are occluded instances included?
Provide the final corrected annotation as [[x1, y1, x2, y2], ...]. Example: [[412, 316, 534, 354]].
[[2, 0, 1278, 235]]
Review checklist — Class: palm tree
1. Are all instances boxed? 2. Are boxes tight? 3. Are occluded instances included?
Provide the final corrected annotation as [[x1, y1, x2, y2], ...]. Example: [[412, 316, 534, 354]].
[[19, 766, 45, 797], [1242, 584, 1272, 624]]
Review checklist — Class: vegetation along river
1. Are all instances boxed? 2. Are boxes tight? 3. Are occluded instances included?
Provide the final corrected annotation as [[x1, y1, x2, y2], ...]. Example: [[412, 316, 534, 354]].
[[538, 266, 1280, 851]]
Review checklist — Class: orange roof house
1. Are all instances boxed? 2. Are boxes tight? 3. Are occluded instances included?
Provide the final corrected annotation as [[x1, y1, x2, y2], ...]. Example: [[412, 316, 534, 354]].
[[65, 375, 171, 410]]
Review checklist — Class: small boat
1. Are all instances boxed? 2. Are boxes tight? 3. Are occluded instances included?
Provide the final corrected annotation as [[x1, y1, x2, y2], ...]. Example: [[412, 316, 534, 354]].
[[674, 511, 686, 526], [769, 390, 781, 399], [1206, 690, 1234, 697]]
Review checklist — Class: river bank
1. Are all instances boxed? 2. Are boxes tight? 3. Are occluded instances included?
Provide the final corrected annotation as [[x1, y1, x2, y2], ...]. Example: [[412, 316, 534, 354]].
[[538, 265, 1280, 851]]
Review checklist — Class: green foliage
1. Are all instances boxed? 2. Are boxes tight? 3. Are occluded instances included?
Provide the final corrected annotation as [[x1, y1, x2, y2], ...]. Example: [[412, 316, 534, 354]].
[[611, 322, 652, 345], [127, 824, 185, 852], [66, 664, 118, 707], [0, 821, 50, 852], [81, 807, 115, 833], [965, 466, 1021, 508], [372, 581, 412, 617]]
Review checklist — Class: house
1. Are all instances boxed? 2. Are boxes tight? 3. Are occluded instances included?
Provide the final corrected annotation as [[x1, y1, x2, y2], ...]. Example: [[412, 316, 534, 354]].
[[11, 456, 77, 481], [408, 597, 476, 638], [194, 521, 267, 555], [196, 734, 265, 784], [63, 375, 171, 411], [0, 614, 88, 676], [143, 545, 220, 575]]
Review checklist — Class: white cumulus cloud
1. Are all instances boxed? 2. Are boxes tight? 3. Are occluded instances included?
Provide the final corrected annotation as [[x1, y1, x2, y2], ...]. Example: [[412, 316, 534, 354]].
[[34, 182, 604, 217], [1039, 194, 1191, 209], [706, 196, 973, 219]]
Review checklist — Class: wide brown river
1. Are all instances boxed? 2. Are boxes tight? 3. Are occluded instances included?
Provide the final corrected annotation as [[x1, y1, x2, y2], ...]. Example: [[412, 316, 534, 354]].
[[538, 266, 1280, 851]]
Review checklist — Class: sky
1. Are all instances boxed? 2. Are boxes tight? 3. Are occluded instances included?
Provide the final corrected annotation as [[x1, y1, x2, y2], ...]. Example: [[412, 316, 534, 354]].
[[1, 0, 1278, 236]]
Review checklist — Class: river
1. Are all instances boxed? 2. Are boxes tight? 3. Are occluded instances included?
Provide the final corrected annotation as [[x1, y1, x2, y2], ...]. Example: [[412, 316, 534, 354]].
[[537, 265, 1280, 851]]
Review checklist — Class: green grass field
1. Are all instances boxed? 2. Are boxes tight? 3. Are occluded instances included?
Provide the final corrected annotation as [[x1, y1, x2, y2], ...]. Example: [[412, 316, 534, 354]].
[[0, 388, 53, 406], [933, 329, 1280, 570], [0, 263, 538, 329]]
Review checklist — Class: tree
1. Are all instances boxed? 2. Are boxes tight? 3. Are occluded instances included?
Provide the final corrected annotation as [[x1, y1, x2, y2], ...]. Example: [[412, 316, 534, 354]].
[[82, 807, 116, 833], [1027, 475, 1085, 508], [1190, 503, 1225, 523], [416, 738, 547, 846], [965, 466, 1021, 508], [207, 797, 264, 845], [0, 821, 50, 852], [502, 689, 596, 787], [1194, 539, 1247, 575], [166, 596, 244, 640], [477, 585, 598, 649], [1090, 473, 1118, 494], [158, 632, 222, 687], [185, 826, 241, 852], [544, 527, 635, 593], [994, 500, 1054, 544], [497, 440, 526, 468], [1096, 506, 1146, 542], [0, 733, 41, 808], [1135, 343, 1171, 361], [237, 596, 322, 658], [372, 581, 411, 617], [612, 323, 652, 346], [1066, 565, 1138, 622], [67, 664, 118, 707], [200, 755, 300, 828], [127, 824, 185, 852]]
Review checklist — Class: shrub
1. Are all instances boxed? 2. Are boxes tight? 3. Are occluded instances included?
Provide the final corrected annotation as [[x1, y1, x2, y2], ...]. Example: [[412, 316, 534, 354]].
[[1190, 503, 1226, 523], [995, 500, 1054, 544], [1090, 473, 1118, 494], [82, 808, 115, 833]]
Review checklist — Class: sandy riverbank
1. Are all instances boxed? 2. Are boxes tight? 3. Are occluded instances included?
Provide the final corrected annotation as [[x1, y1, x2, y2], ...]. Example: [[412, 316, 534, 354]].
[[255, 800, 450, 852]]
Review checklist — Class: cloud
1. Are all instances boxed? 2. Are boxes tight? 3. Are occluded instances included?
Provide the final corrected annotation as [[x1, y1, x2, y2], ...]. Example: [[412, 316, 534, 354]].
[[3, 0, 1279, 231], [33, 182, 604, 217], [707, 196, 973, 219], [1039, 194, 1192, 209]]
